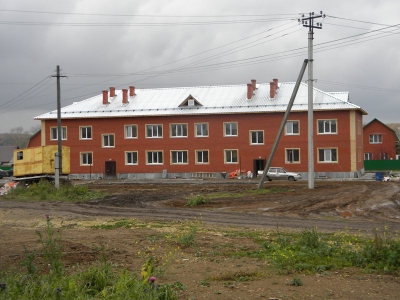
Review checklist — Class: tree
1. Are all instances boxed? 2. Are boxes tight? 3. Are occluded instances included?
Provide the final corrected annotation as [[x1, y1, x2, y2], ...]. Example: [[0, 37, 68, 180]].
[[4, 126, 31, 148]]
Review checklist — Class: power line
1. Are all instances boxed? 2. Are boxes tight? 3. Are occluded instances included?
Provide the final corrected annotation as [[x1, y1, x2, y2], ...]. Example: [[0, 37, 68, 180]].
[[0, 76, 52, 113], [0, 8, 298, 18], [0, 17, 295, 27]]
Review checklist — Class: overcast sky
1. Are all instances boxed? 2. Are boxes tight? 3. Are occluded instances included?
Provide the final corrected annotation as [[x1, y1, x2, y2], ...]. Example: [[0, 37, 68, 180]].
[[0, 0, 399, 133]]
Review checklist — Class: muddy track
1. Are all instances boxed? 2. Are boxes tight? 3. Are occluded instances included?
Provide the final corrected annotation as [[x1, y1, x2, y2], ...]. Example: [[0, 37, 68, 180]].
[[1, 200, 399, 233]]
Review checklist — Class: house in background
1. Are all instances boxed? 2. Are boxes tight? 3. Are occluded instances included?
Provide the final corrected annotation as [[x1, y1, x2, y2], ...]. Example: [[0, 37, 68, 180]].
[[29, 79, 367, 179], [363, 118, 400, 161], [0, 146, 16, 167]]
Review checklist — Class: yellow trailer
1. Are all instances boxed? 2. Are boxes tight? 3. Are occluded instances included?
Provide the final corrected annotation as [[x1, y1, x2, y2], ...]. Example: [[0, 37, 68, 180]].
[[13, 145, 70, 177]]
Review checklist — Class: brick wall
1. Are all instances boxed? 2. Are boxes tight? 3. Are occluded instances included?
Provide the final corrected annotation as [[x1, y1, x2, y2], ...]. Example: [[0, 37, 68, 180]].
[[34, 110, 362, 176]]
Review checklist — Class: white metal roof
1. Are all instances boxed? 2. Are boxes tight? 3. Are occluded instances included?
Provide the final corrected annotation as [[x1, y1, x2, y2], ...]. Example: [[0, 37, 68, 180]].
[[35, 82, 367, 120]]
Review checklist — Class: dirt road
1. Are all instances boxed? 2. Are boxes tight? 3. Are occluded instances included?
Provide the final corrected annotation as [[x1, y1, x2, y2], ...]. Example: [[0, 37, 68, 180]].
[[1, 179, 399, 232], [1, 179, 400, 299]]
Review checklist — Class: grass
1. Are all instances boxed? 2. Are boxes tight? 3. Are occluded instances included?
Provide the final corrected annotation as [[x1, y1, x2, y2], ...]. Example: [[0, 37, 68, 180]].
[[0, 216, 179, 300], [2, 214, 400, 299], [3, 180, 105, 202]]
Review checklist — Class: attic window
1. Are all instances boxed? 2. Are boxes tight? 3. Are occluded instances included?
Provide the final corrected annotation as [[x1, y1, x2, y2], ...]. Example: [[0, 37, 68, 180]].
[[179, 94, 203, 108]]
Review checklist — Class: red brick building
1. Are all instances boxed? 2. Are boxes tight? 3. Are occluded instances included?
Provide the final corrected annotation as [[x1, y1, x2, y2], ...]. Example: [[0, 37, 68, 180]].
[[363, 118, 399, 161], [31, 80, 366, 179]]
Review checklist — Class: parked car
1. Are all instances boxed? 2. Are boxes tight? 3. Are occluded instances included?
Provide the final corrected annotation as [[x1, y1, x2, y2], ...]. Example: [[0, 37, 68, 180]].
[[6, 169, 13, 177], [258, 167, 301, 181], [0, 169, 7, 179]]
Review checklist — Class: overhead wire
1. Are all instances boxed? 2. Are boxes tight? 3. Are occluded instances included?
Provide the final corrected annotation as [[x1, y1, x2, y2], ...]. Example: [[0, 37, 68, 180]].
[[0, 8, 297, 18], [1, 13, 399, 113], [0, 76, 53, 114]]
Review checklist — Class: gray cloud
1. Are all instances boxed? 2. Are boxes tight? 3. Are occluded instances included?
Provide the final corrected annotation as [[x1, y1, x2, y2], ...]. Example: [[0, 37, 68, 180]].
[[1, 0, 399, 133]]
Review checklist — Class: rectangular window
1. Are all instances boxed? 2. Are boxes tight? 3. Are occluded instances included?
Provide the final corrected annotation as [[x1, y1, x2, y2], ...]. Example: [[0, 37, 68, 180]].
[[126, 151, 138, 165], [195, 123, 209, 137], [171, 151, 188, 164], [225, 149, 238, 163], [196, 150, 209, 164], [81, 152, 93, 165], [318, 148, 338, 162], [380, 152, 389, 160], [80, 126, 92, 140], [286, 121, 299, 135], [224, 122, 238, 136], [171, 124, 188, 137], [147, 151, 163, 164], [125, 125, 138, 139], [102, 134, 115, 148], [286, 149, 300, 163], [318, 120, 337, 134], [369, 134, 382, 144], [364, 153, 373, 160], [50, 127, 67, 140], [17, 151, 23, 160], [146, 124, 162, 138], [250, 131, 264, 144]]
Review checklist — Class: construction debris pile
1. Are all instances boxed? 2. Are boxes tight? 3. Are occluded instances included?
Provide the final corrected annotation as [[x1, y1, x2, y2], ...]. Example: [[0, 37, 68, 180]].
[[0, 181, 18, 196]]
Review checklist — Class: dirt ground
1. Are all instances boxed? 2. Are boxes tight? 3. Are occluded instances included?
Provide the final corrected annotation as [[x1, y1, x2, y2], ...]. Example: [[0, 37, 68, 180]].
[[1, 179, 400, 299]]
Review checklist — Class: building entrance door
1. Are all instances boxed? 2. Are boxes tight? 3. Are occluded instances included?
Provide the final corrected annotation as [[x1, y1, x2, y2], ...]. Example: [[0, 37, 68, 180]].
[[105, 161, 116, 179], [253, 159, 265, 178]]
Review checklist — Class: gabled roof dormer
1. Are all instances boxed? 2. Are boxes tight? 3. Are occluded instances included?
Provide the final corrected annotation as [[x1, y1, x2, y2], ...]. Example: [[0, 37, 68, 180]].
[[179, 94, 203, 108]]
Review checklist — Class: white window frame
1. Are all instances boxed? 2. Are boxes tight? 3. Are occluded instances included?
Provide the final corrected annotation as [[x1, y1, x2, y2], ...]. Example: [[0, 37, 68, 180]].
[[50, 126, 67, 141], [317, 119, 337, 134], [195, 123, 209, 137], [285, 121, 299, 135], [16, 151, 23, 160], [369, 134, 382, 144], [318, 148, 338, 163], [170, 123, 188, 138], [364, 152, 373, 161], [80, 152, 93, 166], [125, 125, 138, 139], [80, 126, 92, 140], [170, 150, 188, 164], [195, 150, 209, 164], [102, 134, 115, 148], [250, 130, 264, 145], [146, 151, 163, 165], [285, 148, 300, 164], [146, 124, 163, 138], [224, 122, 238, 137], [225, 149, 238, 164], [125, 151, 138, 165]]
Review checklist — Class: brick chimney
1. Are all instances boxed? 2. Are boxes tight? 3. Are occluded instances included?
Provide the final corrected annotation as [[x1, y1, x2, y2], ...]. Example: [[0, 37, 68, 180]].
[[251, 79, 257, 91], [273, 78, 279, 90], [129, 86, 136, 97], [122, 89, 128, 104], [247, 83, 253, 100], [270, 81, 276, 98], [109, 87, 116, 97], [102, 90, 108, 105]]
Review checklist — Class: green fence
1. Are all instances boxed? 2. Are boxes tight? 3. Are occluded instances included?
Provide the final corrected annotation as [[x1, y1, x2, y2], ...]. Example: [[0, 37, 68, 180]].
[[364, 160, 400, 171]]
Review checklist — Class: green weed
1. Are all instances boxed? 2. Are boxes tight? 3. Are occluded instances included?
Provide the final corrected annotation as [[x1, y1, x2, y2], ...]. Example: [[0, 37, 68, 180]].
[[287, 276, 303, 286], [4, 180, 105, 202], [185, 195, 208, 206]]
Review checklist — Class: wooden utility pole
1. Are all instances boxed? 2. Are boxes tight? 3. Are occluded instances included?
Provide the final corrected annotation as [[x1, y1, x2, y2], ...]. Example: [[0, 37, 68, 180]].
[[51, 65, 66, 188]]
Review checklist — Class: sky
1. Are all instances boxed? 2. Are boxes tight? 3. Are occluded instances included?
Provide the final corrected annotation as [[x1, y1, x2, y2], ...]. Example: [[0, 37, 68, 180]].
[[0, 0, 399, 133]]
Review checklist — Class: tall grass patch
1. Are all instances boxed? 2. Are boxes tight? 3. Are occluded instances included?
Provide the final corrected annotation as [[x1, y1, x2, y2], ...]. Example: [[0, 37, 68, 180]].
[[4, 180, 104, 202]]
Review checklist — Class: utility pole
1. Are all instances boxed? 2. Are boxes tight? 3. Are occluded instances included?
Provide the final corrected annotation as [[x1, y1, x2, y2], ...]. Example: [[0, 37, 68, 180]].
[[300, 11, 325, 189], [257, 59, 308, 189], [51, 65, 67, 188]]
